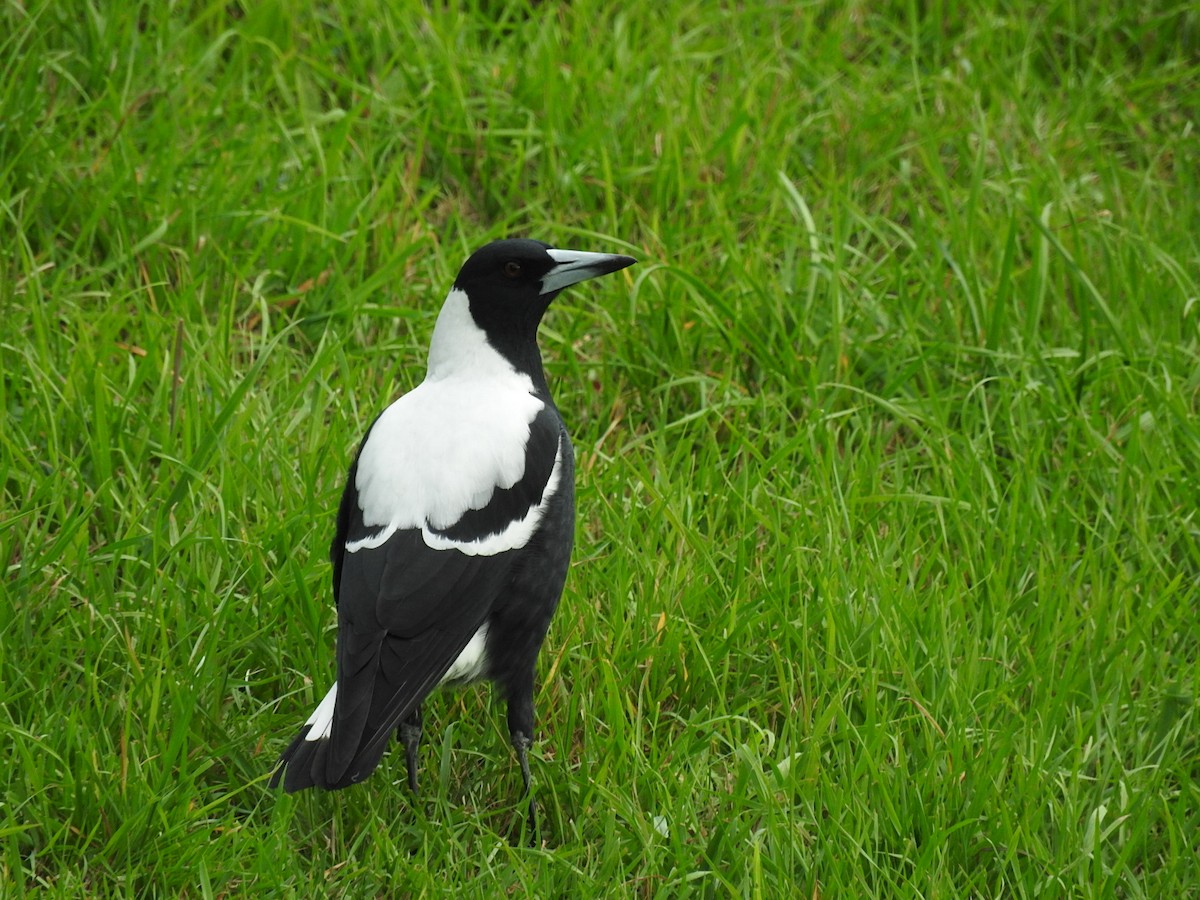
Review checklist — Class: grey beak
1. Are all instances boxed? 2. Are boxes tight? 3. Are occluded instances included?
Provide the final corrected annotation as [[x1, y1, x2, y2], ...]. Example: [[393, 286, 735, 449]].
[[540, 248, 637, 295]]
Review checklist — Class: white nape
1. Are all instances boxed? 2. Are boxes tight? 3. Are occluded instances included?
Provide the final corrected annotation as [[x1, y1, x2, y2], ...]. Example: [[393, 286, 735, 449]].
[[425, 287, 517, 382], [302, 683, 338, 742]]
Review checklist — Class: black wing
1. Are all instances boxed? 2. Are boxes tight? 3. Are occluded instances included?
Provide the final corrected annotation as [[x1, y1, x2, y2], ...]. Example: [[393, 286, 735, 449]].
[[273, 403, 563, 791]]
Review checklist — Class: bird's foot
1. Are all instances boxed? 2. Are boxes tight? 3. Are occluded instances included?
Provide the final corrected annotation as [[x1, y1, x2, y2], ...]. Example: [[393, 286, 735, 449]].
[[512, 732, 539, 845]]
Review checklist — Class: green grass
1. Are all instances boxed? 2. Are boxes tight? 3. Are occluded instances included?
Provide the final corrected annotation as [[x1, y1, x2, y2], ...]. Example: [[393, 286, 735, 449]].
[[3, 0, 1198, 894]]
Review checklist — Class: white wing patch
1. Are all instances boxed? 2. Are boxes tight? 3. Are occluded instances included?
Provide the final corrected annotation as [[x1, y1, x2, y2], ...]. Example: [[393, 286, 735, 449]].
[[303, 683, 338, 742], [422, 440, 563, 556], [345, 288, 559, 559]]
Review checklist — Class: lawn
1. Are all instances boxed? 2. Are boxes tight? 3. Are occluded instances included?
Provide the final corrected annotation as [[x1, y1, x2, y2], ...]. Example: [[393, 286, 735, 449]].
[[2, 0, 1198, 895]]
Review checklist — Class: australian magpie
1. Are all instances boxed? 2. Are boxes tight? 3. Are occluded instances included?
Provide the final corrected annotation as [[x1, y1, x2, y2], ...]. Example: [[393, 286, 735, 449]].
[[270, 239, 635, 823]]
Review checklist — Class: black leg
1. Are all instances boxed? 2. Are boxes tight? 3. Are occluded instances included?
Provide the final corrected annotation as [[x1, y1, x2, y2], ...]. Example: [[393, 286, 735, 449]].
[[398, 706, 423, 795], [506, 679, 539, 840], [511, 731, 538, 838]]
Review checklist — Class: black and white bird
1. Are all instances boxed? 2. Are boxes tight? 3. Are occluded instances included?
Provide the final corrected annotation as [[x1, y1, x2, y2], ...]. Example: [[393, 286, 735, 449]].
[[271, 239, 635, 820]]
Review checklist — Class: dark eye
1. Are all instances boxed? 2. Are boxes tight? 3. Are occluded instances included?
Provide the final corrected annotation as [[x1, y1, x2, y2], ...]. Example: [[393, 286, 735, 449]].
[[503, 260, 523, 278]]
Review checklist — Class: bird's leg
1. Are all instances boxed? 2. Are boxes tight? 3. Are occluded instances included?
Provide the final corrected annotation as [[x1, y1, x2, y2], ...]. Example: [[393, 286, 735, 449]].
[[511, 731, 538, 838], [398, 706, 423, 795], [507, 681, 539, 840]]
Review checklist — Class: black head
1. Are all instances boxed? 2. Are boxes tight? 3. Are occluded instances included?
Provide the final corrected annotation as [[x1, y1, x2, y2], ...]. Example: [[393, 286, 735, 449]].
[[452, 238, 636, 373]]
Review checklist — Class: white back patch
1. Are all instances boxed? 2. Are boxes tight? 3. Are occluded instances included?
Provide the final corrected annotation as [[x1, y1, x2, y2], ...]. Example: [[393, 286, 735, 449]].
[[349, 288, 546, 549]]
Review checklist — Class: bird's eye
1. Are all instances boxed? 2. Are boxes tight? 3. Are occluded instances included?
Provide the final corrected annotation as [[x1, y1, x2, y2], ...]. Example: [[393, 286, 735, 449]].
[[503, 260, 523, 278]]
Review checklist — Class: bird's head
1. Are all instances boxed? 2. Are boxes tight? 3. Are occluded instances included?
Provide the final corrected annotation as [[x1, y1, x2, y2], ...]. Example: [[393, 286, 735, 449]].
[[455, 238, 635, 331], [431, 238, 636, 383]]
